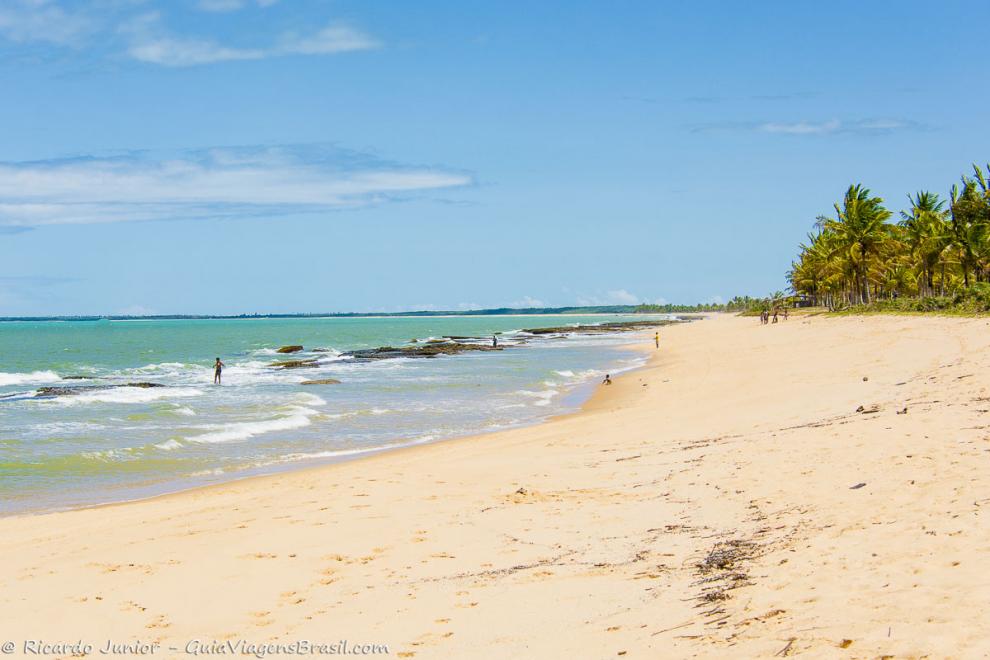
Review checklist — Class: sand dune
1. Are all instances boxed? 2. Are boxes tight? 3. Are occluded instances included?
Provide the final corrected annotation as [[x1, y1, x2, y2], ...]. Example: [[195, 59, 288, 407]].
[[2, 313, 989, 658]]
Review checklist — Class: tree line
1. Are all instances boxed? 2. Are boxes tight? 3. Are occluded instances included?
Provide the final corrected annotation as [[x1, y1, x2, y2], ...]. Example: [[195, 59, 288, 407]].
[[787, 163, 990, 310]]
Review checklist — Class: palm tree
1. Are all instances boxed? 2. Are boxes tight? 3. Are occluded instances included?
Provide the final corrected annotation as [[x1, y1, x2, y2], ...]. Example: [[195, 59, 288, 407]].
[[948, 174, 989, 287], [899, 191, 950, 297], [786, 164, 990, 310], [821, 185, 893, 304]]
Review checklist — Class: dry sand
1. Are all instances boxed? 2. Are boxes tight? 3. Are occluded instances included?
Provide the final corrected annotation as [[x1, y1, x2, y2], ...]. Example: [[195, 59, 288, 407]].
[[1, 313, 989, 659]]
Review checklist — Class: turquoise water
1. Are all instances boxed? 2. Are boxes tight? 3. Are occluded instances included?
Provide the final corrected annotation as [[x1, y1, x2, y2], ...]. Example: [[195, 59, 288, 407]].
[[0, 315, 666, 514]]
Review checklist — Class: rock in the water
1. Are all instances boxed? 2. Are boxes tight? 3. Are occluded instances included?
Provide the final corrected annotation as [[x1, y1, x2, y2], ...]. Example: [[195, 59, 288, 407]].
[[276, 345, 304, 354], [270, 359, 319, 369], [521, 320, 677, 335], [342, 343, 502, 361], [300, 378, 342, 385], [35, 382, 164, 397]]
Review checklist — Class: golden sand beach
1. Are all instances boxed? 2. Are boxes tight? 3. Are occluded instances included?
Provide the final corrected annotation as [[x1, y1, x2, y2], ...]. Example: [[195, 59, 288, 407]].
[[2, 313, 988, 658]]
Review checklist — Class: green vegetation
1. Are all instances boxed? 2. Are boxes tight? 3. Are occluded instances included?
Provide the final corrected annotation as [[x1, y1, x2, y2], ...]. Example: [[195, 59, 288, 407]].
[[787, 163, 990, 313], [635, 296, 778, 314]]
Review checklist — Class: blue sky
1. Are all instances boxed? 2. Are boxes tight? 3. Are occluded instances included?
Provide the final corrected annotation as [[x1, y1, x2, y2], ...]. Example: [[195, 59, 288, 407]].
[[1, 0, 988, 315]]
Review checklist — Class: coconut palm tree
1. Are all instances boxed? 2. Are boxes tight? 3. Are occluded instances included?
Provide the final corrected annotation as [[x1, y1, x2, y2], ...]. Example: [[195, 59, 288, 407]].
[[821, 185, 893, 304], [899, 191, 950, 297]]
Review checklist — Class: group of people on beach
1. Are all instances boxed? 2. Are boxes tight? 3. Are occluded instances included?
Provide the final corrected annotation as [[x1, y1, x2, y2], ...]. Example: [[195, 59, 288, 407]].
[[760, 308, 788, 325]]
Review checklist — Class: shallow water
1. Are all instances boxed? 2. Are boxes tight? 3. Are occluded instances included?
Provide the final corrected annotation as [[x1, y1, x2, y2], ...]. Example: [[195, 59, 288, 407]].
[[0, 314, 667, 514]]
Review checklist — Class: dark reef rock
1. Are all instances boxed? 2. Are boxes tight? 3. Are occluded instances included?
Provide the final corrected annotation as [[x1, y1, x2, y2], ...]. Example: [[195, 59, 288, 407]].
[[521, 320, 675, 335], [300, 378, 342, 385], [276, 345, 304, 354], [342, 343, 502, 361], [36, 382, 164, 397], [270, 359, 319, 369]]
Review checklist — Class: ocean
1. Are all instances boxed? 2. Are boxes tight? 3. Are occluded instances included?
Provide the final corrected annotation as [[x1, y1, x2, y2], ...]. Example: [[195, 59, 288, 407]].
[[0, 314, 669, 515]]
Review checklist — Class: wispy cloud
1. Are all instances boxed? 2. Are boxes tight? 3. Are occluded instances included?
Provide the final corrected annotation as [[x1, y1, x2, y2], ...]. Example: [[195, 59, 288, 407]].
[[122, 11, 379, 66], [197, 0, 280, 11], [691, 118, 923, 136], [0, 2, 378, 67], [576, 289, 642, 306], [509, 296, 545, 308], [0, 144, 472, 228], [0, 0, 94, 46]]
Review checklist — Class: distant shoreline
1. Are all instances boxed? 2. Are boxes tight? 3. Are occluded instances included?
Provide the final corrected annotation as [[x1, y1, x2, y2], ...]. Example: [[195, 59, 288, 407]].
[[0, 305, 711, 323]]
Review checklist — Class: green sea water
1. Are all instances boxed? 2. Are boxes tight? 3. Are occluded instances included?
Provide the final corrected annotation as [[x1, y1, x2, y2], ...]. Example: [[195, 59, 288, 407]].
[[0, 314, 667, 514]]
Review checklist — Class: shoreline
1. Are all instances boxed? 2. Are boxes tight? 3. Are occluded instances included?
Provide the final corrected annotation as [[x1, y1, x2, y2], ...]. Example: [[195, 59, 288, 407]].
[[2, 312, 987, 657], [0, 326, 665, 520]]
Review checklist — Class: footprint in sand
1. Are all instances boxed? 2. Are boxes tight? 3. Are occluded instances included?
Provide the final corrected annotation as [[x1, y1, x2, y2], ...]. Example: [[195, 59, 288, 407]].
[[145, 615, 170, 630]]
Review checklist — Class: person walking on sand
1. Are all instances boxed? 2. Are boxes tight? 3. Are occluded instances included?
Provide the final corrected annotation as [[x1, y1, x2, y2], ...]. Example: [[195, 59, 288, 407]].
[[654, 331, 660, 349], [214, 357, 225, 385], [783, 308, 789, 321], [772, 309, 779, 324]]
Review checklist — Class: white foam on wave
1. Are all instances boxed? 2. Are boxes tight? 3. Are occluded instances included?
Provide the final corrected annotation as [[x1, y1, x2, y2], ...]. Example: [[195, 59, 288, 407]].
[[55, 386, 205, 406], [169, 405, 197, 416], [186, 405, 318, 444], [292, 392, 327, 407], [30, 421, 107, 434], [155, 439, 183, 451], [0, 370, 61, 387], [253, 433, 440, 468], [134, 362, 191, 372], [554, 370, 575, 378], [189, 467, 225, 477], [515, 388, 559, 407]]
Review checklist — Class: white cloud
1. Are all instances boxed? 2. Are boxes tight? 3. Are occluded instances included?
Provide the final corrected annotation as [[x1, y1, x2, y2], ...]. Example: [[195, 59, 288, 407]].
[[759, 119, 841, 135], [197, 0, 280, 10], [693, 117, 920, 136], [128, 35, 266, 66], [0, 145, 472, 228], [0, 4, 379, 67], [0, 0, 93, 46], [606, 289, 640, 305], [510, 296, 545, 309], [279, 24, 380, 55], [124, 13, 379, 66], [575, 290, 643, 306]]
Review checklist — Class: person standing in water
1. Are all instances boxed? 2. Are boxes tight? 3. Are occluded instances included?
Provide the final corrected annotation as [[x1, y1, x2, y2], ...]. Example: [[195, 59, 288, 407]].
[[214, 357, 225, 385], [492, 335, 498, 348]]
